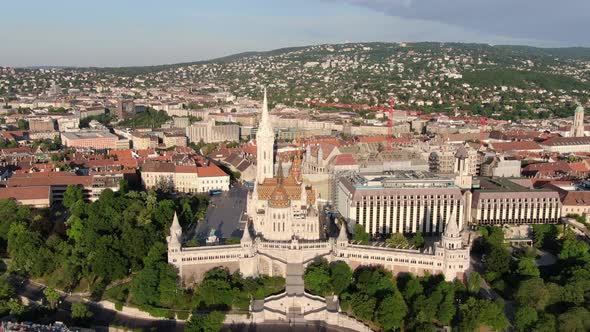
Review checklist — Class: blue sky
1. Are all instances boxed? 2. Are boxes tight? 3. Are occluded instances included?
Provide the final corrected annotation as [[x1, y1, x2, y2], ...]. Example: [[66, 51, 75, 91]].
[[1, 0, 588, 67]]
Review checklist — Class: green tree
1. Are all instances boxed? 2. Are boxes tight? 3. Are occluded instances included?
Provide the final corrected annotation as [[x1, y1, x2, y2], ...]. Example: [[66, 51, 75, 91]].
[[485, 246, 511, 280], [559, 234, 589, 260], [0, 277, 14, 299], [467, 271, 483, 294], [412, 231, 425, 248], [131, 265, 160, 306], [17, 119, 28, 130], [43, 287, 60, 309], [304, 258, 332, 295], [66, 216, 84, 242], [63, 185, 84, 208], [437, 284, 456, 325], [71, 302, 93, 321], [484, 226, 505, 248], [157, 263, 179, 307], [352, 224, 370, 244], [533, 313, 557, 332], [515, 278, 550, 311], [402, 276, 424, 302], [374, 290, 407, 331], [458, 298, 509, 332], [516, 257, 540, 278], [185, 311, 226, 332], [557, 307, 590, 332], [514, 306, 538, 332], [351, 292, 377, 321], [330, 261, 352, 295], [6, 298, 25, 317], [7, 223, 50, 277], [386, 233, 410, 248]]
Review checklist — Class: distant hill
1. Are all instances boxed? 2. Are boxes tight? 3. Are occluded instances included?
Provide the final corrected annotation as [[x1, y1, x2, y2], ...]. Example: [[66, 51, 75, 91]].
[[41, 41, 589, 120], [84, 42, 590, 75], [86, 46, 310, 76], [495, 45, 590, 61]]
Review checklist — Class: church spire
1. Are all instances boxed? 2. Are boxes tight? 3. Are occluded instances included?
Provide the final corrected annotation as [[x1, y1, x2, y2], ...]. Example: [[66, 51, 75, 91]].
[[260, 87, 270, 131], [256, 87, 275, 184]]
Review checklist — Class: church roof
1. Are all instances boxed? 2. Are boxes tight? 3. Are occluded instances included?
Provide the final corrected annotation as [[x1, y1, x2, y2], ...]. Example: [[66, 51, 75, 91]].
[[268, 184, 290, 208]]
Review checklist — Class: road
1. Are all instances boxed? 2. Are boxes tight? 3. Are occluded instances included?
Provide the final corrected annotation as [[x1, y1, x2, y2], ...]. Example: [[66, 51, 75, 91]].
[[8, 275, 184, 331], [196, 185, 248, 241]]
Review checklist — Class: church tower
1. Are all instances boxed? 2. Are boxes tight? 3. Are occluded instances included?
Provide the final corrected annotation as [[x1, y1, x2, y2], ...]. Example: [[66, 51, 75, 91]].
[[256, 88, 275, 184], [571, 105, 585, 137]]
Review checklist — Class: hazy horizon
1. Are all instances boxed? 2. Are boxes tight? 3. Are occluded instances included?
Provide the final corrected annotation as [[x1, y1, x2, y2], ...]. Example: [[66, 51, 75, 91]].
[[2, 0, 589, 67]]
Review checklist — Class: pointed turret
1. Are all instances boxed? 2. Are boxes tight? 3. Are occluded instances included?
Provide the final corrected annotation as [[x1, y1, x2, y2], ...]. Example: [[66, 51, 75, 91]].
[[444, 210, 460, 238], [241, 223, 253, 244], [171, 212, 181, 235], [167, 211, 182, 252]]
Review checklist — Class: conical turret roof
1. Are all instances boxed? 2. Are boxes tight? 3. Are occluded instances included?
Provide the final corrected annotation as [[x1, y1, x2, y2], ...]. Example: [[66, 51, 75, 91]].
[[444, 211, 461, 238], [241, 224, 252, 242], [171, 211, 181, 233]]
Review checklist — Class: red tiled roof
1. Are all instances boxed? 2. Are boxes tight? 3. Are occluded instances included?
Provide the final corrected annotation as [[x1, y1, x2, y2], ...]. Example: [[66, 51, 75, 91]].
[[333, 153, 357, 166], [569, 161, 590, 172], [1, 131, 27, 140], [523, 161, 572, 172], [1, 147, 33, 154], [541, 136, 590, 147], [242, 144, 257, 156], [562, 191, 590, 206], [358, 136, 387, 143], [0, 186, 51, 200], [175, 165, 199, 173], [109, 149, 134, 160], [8, 175, 92, 187], [197, 164, 228, 177], [491, 141, 542, 153], [136, 149, 156, 158]]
